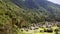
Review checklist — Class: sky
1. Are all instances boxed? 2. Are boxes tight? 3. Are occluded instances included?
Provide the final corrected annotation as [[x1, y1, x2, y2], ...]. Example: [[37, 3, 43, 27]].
[[48, 0, 60, 4]]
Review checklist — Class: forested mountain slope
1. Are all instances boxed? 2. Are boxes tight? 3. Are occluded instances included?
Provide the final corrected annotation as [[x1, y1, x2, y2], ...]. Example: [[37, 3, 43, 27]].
[[0, 0, 49, 34], [0, 0, 60, 34], [12, 0, 60, 21]]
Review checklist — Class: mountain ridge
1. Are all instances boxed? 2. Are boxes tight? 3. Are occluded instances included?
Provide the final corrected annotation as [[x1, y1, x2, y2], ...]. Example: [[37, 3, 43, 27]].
[[11, 0, 60, 21]]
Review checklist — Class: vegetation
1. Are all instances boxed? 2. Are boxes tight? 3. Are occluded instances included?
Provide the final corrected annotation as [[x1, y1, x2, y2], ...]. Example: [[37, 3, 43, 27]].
[[0, 0, 60, 34]]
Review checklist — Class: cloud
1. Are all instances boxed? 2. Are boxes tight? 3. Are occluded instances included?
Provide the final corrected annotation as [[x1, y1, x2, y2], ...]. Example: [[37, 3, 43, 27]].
[[48, 0, 60, 4]]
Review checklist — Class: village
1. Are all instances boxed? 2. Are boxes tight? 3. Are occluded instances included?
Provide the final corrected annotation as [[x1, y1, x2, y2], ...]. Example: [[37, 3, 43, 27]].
[[20, 21, 60, 34]]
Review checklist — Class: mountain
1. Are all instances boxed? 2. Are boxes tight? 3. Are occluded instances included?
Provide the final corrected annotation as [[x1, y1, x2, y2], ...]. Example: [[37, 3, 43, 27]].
[[0, 0, 49, 34], [0, 0, 60, 34], [11, 0, 60, 21]]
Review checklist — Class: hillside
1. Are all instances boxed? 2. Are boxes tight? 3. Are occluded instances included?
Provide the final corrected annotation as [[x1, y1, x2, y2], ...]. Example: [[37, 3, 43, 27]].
[[12, 0, 60, 21], [0, 0, 60, 34], [0, 0, 49, 34]]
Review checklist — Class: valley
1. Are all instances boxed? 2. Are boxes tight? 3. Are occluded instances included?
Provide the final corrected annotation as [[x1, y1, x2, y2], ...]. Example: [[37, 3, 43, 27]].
[[0, 0, 60, 34]]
